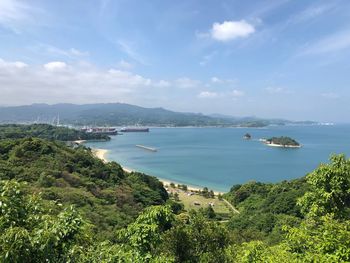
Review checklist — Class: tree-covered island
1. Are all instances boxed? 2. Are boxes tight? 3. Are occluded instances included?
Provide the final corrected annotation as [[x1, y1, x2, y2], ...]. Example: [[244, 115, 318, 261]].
[[243, 133, 252, 140], [264, 136, 301, 148]]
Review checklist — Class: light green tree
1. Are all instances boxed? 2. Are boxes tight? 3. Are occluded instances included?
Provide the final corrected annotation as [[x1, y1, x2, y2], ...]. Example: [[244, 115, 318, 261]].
[[0, 180, 88, 262], [298, 154, 350, 219]]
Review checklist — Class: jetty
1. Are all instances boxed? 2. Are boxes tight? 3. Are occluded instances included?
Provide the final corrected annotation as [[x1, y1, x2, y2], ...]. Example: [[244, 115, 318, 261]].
[[136, 144, 157, 152]]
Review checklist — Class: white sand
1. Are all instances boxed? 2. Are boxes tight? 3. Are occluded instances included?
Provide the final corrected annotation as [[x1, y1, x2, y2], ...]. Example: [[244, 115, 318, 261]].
[[74, 140, 87, 144], [92, 148, 109, 162], [265, 143, 301, 148]]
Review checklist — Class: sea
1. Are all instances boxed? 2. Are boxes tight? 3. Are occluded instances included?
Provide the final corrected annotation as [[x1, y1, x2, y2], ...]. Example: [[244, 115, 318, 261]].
[[85, 125, 350, 192]]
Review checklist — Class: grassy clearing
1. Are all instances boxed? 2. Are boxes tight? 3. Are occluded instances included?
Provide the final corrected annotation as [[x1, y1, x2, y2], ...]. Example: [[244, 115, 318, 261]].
[[165, 185, 234, 219], [178, 191, 230, 214]]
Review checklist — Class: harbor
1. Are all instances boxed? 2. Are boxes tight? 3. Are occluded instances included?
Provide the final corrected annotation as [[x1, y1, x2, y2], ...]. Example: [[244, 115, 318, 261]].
[[80, 126, 150, 135]]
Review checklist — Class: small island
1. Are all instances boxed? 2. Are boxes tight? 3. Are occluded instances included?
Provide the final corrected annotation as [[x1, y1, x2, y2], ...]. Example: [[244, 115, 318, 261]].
[[243, 133, 252, 140], [263, 136, 301, 148]]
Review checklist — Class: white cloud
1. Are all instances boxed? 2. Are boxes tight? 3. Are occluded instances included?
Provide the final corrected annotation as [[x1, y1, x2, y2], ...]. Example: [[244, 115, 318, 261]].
[[0, 58, 28, 69], [154, 80, 171, 88], [211, 20, 255, 42], [12, 61, 28, 68], [299, 30, 350, 56], [117, 59, 133, 70], [176, 77, 200, 89], [198, 89, 244, 99], [210, 77, 237, 86], [0, 59, 168, 105], [198, 91, 218, 98], [0, 0, 45, 33], [211, 77, 222, 83], [41, 45, 89, 58], [117, 40, 149, 66], [321, 92, 339, 99], [265, 86, 291, 94], [289, 4, 334, 24], [108, 69, 152, 86], [69, 48, 89, 57], [199, 51, 217, 66], [0, 0, 31, 25], [44, 61, 67, 71], [0, 58, 247, 108], [230, 89, 244, 97]]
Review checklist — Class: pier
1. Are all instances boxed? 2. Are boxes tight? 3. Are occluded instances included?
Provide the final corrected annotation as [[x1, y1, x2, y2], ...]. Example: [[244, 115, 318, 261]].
[[136, 144, 157, 152]]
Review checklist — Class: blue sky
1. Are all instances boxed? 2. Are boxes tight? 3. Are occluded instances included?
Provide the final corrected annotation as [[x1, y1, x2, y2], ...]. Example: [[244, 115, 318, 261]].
[[0, 0, 350, 122]]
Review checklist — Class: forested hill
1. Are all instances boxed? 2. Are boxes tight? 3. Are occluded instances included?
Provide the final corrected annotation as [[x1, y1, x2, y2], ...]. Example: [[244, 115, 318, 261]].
[[0, 124, 110, 141], [0, 103, 313, 127], [0, 137, 168, 241]]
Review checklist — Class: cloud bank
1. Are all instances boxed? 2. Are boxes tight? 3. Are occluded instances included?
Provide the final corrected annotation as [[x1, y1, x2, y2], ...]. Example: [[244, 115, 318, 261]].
[[211, 20, 255, 42], [0, 59, 166, 105]]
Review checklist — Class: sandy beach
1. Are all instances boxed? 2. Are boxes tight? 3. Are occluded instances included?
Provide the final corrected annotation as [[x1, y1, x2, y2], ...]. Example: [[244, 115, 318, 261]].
[[74, 140, 87, 144], [160, 178, 224, 195], [265, 143, 301, 148], [92, 148, 109, 162], [91, 148, 223, 194]]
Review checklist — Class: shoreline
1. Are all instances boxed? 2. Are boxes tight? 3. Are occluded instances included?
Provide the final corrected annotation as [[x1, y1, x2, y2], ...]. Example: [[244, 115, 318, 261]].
[[92, 148, 109, 162], [91, 148, 224, 195], [74, 140, 87, 144], [265, 143, 301, 148]]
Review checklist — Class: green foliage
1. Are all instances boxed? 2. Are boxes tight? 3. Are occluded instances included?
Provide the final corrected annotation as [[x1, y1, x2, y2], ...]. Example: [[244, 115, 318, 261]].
[[298, 154, 350, 219], [225, 179, 308, 243], [0, 180, 88, 262], [160, 211, 230, 262], [117, 205, 174, 256], [177, 184, 188, 191], [0, 124, 110, 141], [285, 215, 350, 262], [200, 205, 216, 219], [200, 187, 215, 198]]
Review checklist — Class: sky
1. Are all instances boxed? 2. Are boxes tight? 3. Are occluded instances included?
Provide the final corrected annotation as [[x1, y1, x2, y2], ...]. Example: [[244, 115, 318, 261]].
[[0, 0, 350, 122]]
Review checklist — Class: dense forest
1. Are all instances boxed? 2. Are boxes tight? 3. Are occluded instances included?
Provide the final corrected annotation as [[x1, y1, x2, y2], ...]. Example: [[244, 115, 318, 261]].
[[266, 136, 300, 146], [0, 126, 349, 262], [0, 124, 110, 141]]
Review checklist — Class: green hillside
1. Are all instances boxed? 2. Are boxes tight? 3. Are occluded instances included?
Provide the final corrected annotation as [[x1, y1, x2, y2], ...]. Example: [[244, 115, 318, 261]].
[[1, 126, 349, 262], [0, 137, 168, 241]]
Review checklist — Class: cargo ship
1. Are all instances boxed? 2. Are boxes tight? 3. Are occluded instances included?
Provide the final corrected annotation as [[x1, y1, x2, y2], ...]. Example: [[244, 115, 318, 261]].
[[120, 127, 149, 132], [81, 127, 118, 135]]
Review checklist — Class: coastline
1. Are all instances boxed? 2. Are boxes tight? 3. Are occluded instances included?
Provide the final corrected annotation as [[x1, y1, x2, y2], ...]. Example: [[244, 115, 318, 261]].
[[91, 148, 224, 195], [92, 148, 109, 162], [265, 143, 301, 148], [74, 140, 87, 144]]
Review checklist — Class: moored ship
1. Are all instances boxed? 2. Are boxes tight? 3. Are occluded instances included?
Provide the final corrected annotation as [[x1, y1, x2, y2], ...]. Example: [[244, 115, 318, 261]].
[[120, 127, 149, 132], [81, 127, 118, 135]]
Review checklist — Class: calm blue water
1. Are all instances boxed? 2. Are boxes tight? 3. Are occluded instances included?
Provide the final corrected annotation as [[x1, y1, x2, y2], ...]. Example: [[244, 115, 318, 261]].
[[85, 125, 350, 192]]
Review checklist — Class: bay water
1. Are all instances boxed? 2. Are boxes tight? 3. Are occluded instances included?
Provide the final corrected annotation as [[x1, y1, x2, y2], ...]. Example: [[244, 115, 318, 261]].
[[85, 125, 350, 192]]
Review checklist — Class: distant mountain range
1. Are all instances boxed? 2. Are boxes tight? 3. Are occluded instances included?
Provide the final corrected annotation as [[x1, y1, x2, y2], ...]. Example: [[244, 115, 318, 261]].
[[0, 103, 316, 127]]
